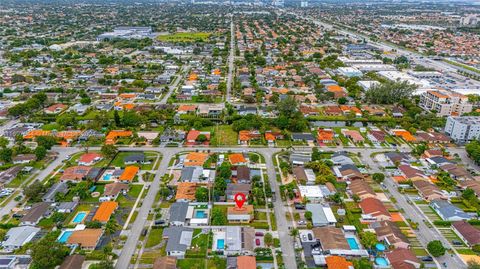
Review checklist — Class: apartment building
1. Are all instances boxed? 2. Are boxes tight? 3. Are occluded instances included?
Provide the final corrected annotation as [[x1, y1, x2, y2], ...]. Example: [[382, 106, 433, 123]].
[[445, 116, 480, 143], [420, 90, 472, 116]]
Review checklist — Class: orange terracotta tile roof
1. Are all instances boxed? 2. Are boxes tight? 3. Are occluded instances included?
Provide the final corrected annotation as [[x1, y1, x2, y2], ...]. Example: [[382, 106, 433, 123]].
[[175, 182, 198, 201], [325, 256, 353, 269], [105, 130, 133, 144], [393, 130, 416, 142], [326, 85, 344, 92], [265, 132, 276, 141], [119, 93, 136, 99], [119, 166, 139, 182], [92, 201, 118, 222], [56, 131, 82, 140], [184, 152, 209, 167], [237, 256, 256, 269], [228, 205, 253, 215], [238, 130, 252, 141], [177, 104, 197, 112], [317, 129, 334, 142], [67, 229, 103, 248], [24, 130, 51, 139], [229, 153, 247, 165]]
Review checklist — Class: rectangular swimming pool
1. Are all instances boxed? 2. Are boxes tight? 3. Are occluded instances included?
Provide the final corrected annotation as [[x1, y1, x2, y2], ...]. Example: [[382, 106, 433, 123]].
[[347, 237, 359, 250], [58, 231, 73, 243], [103, 174, 112, 181], [72, 212, 87, 224], [195, 210, 206, 218], [217, 239, 225, 249]]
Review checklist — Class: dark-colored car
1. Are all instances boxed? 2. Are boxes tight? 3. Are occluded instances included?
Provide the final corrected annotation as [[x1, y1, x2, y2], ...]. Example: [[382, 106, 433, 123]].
[[421, 256, 433, 262], [451, 240, 462, 246], [307, 233, 313, 241], [255, 232, 264, 237], [154, 219, 165, 225]]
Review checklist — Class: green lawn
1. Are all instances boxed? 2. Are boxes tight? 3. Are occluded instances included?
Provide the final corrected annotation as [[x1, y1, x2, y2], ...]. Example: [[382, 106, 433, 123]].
[[186, 229, 209, 258], [203, 125, 238, 146], [117, 184, 144, 207], [145, 227, 164, 248], [157, 32, 211, 43]]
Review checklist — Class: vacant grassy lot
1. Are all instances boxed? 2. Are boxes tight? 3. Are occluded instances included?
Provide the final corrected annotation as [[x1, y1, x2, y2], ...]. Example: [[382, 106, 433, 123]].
[[157, 32, 211, 43]]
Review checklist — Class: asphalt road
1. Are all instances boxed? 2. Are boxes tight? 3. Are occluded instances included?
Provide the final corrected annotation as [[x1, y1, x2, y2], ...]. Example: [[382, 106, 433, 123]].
[[159, 65, 190, 104], [226, 15, 235, 103]]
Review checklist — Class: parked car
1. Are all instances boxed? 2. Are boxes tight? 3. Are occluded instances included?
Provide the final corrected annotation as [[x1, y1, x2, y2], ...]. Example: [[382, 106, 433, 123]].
[[255, 232, 264, 236], [421, 256, 433, 262], [255, 239, 260, 246], [451, 240, 462, 246], [154, 219, 165, 225], [307, 233, 313, 241]]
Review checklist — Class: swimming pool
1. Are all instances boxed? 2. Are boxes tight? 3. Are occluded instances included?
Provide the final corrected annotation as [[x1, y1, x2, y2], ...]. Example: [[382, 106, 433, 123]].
[[217, 239, 225, 249], [58, 231, 73, 243], [195, 210, 206, 218], [347, 237, 359, 250], [102, 174, 112, 181], [72, 212, 87, 224], [375, 257, 388, 266]]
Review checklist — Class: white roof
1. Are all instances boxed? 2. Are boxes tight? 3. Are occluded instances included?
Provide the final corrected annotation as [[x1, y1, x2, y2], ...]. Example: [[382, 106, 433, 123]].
[[323, 206, 337, 223], [305, 169, 316, 183], [298, 185, 324, 198], [3, 226, 40, 248]]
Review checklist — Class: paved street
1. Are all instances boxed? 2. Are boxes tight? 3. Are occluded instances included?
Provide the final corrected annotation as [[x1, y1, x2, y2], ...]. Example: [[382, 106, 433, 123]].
[[159, 64, 190, 104], [226, 15, 235, 103]]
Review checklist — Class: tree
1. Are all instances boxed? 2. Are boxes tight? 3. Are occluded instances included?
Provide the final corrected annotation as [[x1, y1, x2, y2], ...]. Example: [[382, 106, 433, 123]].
[[338, 97, 347, 105], [304, 211, 312, 221], [72, 181, 91, 199], [365, 80, 417, 104], [101, 144, 118, 159], [0, 148, 13, 163], [30, 232, 69, 269], [24, 180, 45, 201], [360, 231, 377, 249], [463, 188, 476, 201], [264, 233, 273, 247], [372, 173, 385, 183], [114, 110, 121, 126], [0, 137, 9, 148], [330, 192, 343, 204], [196, 134, 207, 143], [289, 228, 299, 237], [36, 136, 58, 150], [427, 240, 446, 257], [211, 207, 227, 225], [195, 187, 209, 202], [35, 146, 47, 160], [105, 218, 120, 235], [160, 186, 170, 199]]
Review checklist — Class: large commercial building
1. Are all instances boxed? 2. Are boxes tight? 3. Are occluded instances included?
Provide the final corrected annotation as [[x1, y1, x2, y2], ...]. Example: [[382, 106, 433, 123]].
[[445, 116, 480, 143], [420, 90, 472, 116]]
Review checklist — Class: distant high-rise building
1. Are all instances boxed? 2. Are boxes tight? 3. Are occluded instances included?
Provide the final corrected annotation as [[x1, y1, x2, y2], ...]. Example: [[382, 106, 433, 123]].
[[300, 0, 308, 7], [460, 14, 478, 26]]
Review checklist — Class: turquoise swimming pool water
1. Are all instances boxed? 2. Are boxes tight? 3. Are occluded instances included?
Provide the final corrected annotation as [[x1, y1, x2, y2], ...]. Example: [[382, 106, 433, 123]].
[[72, 212, 87, 223], [347, 238, 359, 250], [103, 174, 112, 181], [195, 210, 206, 218], [217, 239, 225, 249], [58, 231, 73, 243], [375, 257, 388, 266]]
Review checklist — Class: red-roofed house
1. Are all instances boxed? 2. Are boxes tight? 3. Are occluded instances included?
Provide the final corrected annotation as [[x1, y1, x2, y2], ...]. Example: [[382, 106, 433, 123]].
[[359, 197, 391, 221], [78, 153, 103, 166], [185, 130, 210, 146]]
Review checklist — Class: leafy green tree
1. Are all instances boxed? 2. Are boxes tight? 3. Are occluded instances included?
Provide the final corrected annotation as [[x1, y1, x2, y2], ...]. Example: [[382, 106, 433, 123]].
[[360, 231, 377, 249], [195, 187, 209, 202], [0, 148, 13, 163], [30, 232, 69, 269], [101, 144, 118, 159], [304, 211, 312, 221], [36, 136, 58, 150], [114, 110, 121, 126], [35, 146, 47, 160], [365, 80, 417, 104], [372, 173, 385, 183], [264, 233, 273, 247], [211, 207, 227, 225], [0, 137, 9, 148], [427, 240, 446, 257], [24, 180, 45, 201]]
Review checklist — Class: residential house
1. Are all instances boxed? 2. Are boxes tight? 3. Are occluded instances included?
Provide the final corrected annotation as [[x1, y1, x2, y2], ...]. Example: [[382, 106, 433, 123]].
[[42, 182, 68, 202], [2, 226, 40, 252], [227, 205, 254, 223], [169, 202, 189, 226], [359, 198, 391, 221], [238, 130, 261, 145], [229, 153, 248, 166], [312, 227, 349, 251], [67, 229, 103, 250], [105, 130, 133, 145], [20, 202, 51, 226], [12, 154, 36, 164], [185, 130, 210, 146], [235, 166, 251, 184], [180, 166, 204, 182], [78, 153, 102, 166], [44, 104, 67, 114], [398, 165, 426, 180], [292, 167, 316, 185], [55, 202, 78, 213], [119, 166, 139, 183], [124, 153, 145, 164], [348, 179, 376, 200], [226, 184, 251, 201], [60, 166, 93, 182], [163, 227, 193, 259], [430, 199, 472, 221], [452, 220, 480, 247], [291, 133, 315, 143], [175, 183, 198, 202], [317, 129, 335, 144], [372, 220, 410, 249], [305, 204, 337, 227], [386, 248, 420, 269], [412, 180, 447, 201], [289, 152, 312, 165], [92, 201, 118, 223], [331, 152, 354, 166], [100, 182, 129, 202], [333, 164, 363, 181], [325, 256, 354, 269]]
